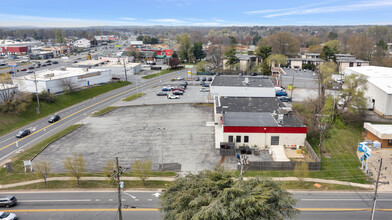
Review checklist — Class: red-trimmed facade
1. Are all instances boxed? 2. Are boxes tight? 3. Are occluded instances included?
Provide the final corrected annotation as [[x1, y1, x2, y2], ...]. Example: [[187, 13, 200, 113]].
[[1, 46, 28, 54], [224, 126, 307, 134]]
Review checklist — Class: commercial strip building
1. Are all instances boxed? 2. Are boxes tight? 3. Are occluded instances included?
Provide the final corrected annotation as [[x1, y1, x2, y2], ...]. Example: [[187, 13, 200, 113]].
[[345, 66, 392, 118], [73, 38, 91, 48], [15, 67, 111, 94], [96, 62, 142, 75], [210, 75, 275, 98], [364, 123, 392, 148]]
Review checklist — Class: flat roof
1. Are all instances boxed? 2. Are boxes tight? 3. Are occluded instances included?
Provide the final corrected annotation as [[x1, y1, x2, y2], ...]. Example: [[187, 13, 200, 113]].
[[223, 112, 277, 127], [19, 67, 108, 81], [72, 60, 105, 67], [288, 58, 324, 62], [364, 122, 392, 139], [104, 62, 141, 68], [345, 66, 392, 94], [211, 75, 273, 88], [217, 97, 305, 127]]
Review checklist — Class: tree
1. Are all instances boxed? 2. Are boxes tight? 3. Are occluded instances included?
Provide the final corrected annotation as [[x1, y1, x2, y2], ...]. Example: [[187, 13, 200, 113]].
[[328, 31, 338, 40], [228, 36, 237, 45], [0, 74, 16, 103], [338, 73, 368, 115], [177, 33, 191, 62], [207, 44, 223, 68], [195, 60, 208, 72], [53, 29, 65, 44], [61, 78, 77, 94], [0, 91, 32, 114], [261, 59, 271, 75], [132, 158, 152, 184], [255, 45, 272, 60], [169, 52, 180, 69], [348, 33, 374, 60], [320, 45, 338, 62], [160, 167, 298, 220], [192, 42, 205, 61], [265, 32, 300, 57], [308, 45, 322, 53], [63, 153, 85, 185], [266, 54, 287, 68], [252, 35, 261, 45], [38, 91, 56, 103], [34, 160, 51, 188], [317, 62, 337, 111], [224, 45, 239, 71]]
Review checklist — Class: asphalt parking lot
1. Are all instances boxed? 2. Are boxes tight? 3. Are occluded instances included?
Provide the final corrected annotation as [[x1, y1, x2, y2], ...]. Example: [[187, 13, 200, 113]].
[[35, 102, 219, 173]]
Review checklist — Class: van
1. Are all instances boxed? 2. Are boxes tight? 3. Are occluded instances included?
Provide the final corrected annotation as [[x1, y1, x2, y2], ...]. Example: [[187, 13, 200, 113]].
[[0, 195, 17, 208]]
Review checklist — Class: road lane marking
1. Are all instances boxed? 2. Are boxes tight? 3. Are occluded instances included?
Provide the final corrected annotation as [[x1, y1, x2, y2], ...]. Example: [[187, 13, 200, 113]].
[[0, 208, 160, 212], [19, 199, 92, 202], [0, 72, 178, 154], [301, 199, 392, 201], [297, 208, 392, 211], [108, 199, 113, 201]]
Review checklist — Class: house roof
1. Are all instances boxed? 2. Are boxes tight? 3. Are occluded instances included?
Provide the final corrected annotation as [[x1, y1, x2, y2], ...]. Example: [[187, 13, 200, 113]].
[[211, 75, 273, 88]]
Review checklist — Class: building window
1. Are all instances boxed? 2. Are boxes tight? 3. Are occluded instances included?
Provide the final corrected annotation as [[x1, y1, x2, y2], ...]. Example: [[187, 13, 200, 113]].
[[228, 136, 233, 142], [357, 62, 361, 67], [349, 62, 354, 67], [271, 136, 279, 145], [236, 136, 241, 143], [389, 139, 392, 146], [244, 136, 249, 143]]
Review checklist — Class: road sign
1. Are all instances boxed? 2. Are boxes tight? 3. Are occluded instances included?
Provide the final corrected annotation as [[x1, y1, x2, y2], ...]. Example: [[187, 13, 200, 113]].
[[288, 84, 293, 90], [8, 63, 17, 67]]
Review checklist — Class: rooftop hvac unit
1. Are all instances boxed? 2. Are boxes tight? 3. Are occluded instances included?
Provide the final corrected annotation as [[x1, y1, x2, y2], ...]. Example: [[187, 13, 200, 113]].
[[44, 73, 55, 78], [60, 67, 66, 71], [278, 114, 284, 124], [279, 107, 293, 115]]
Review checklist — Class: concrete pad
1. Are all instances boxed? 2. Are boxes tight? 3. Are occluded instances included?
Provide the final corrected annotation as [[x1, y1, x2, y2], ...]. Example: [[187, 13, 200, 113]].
[[270, 145, 290, 161]]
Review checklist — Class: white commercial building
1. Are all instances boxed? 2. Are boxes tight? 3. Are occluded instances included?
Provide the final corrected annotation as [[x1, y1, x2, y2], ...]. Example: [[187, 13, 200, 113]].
[[15, 67, 111, 94], [345, 66, 392, 118], [210, 75, 275, 98], [96, 62, 142, 76], [98, 56, 132, 64], [73, 38, 91, 48]]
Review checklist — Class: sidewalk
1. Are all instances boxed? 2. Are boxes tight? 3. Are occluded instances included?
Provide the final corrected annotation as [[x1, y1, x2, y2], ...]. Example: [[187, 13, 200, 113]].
[[0, 176, 374, 190]]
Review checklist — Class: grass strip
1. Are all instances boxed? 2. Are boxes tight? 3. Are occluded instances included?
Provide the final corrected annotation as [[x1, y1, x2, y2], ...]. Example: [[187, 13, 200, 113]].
[[92, 106, 117, 116], [142, 68, 183, 79], [0, 81, 130, 136], [122, 93, 144, 101]]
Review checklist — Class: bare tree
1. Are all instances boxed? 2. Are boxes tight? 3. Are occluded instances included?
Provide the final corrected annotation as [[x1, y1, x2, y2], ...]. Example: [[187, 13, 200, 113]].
[[34, 160, 51, 188], [338, 73, 368, 114], [348, 33, 374, 60], [265, 32, 300, 57], [317, 62, 336, 112], [63, 153, 85, 185], [207, 44, 223, 69], [103, 159, 116, 183], [132, 158, 152, 184], [60, 78, 77, 94]]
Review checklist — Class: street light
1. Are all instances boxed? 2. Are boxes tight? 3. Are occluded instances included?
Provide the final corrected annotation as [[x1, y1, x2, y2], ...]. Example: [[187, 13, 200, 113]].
[[33, 71, 40, 114]]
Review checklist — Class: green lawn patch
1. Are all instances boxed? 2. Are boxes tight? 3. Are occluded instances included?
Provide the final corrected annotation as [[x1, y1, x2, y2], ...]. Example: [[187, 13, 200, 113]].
[[0, 81, 130, 136], [243, 123, 369, 184], [122, 93, 144, 101], [92, 106, 117, 116], [142, 68, 184, 79], [280, 181, 368, 191]]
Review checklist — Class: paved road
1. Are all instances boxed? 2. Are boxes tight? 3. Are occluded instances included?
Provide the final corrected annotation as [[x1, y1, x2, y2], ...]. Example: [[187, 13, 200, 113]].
[[1, 191, 391, 219], [0, 70, 183, 166]]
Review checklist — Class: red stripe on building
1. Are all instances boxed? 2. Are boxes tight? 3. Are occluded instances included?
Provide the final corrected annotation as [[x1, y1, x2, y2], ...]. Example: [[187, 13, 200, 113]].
[[223, 126, 307, 134]]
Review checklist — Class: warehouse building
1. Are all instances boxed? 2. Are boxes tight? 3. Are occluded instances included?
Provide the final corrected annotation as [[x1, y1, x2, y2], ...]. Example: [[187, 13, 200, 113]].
[[15, 67, 111, 94], [210, 75, 275, 98], [345, 66, 392, 119]]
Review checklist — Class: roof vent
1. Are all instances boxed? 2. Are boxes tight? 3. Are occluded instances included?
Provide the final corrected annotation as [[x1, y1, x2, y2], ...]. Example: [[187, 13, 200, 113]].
[[278, 114, 284, 125]]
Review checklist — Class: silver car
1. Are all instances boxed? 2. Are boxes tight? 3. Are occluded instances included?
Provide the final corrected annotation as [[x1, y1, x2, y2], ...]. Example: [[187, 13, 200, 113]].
[[0, 212, 17, 220]]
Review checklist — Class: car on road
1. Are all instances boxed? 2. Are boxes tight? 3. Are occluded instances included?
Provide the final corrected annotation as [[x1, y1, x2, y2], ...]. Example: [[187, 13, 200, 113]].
[[27, 66, 34, 69], [0, 195, 17, 208], [16, 129, 30, 138], [278, 96, 292, 102], [177, 76, 184, 80], [156, 91, 167, 96], [207, 77, 213, 81], [26, 69, 33, 73], [73, 60, 78, 63], [251, 73, 258, 76], [52, 61, 59, 64], [0, 211, 17, 220], [167, 94, 179, 99], [276, 91, 288, 96], [172, 91, 184, 95], [48, 114, 60, 123], [20, 68, 27, 71], [200, 88, 210, 92], [7, 71, 14, 74], [41, 63, 47, 67], [194, 77, 200, 81], [201, 83, 210, 87], [45, 60, 52, 63]]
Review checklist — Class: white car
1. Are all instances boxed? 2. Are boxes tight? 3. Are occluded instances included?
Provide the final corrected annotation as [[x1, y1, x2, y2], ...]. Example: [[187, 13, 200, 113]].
[[177, 76, 184, 80], [26, 69, 34, 73], [167, 94, 179, 99], [0, 212, 17, 220], [200, 88, 210, 92]]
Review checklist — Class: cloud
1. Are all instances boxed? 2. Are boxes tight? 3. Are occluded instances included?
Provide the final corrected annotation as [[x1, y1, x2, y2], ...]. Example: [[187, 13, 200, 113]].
[[148, 18, 185, 23], [119, 17, 136, 21], [248, 1, 392, 18], [246, 1, 335, 14], [215, 19, 225, 22]]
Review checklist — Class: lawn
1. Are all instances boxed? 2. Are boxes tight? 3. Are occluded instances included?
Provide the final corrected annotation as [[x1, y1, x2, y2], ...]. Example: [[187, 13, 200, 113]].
[[142, 68, 184, 79], [92, 106, 117, 116], [0, 81, 130, 136], [244, 123, 369, 184], [122, 93, 145, 101]]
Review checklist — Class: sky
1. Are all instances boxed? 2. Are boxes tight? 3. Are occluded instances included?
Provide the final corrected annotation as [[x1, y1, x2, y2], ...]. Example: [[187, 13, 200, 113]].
[[0, 0, 392, 27]]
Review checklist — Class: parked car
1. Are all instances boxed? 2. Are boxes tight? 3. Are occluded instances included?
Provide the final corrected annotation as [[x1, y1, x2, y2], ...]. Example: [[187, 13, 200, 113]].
[[278, 96, 292, 102], [161, 87, 172, 91], [177, 76, 184, 80], [251, 73, 258, 76], [201, 83, 210, 87], [275, 91, 288, 96], [34, 63, 41, 68], [194, 77, 200, 81], [41, 63, 47, 67], [7, 71, 14, 74], [172, 91, 184, 95], [52, 61, 59, 64], [202, 77, 206, 81], [46, 62, 52, 65], [200, 88, 210, 92], [207, 77, 213, 81], [26, 69, 33, 73], [27, 66, 34, 69], [167, 94, 179, 99], [0, 212, 17, 220], [0, 195, 17, 208], [48, 114, 60, 123], [20, 68, 27, 71], [156, 91, 167, 96], [45, 60, 52, 63], [16, 129, 30, 138], [73, 61, 78, 63], [172, 88, 185, 92]]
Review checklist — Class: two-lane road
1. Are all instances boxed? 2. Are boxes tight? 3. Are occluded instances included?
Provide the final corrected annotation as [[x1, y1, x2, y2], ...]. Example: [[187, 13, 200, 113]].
[[1, 191, 391, 219], [0, 70, 183, 165]]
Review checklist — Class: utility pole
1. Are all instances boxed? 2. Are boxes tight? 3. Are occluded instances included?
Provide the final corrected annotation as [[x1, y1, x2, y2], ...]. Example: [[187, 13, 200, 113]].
[[370, 159, 383, 220], [33, 71, 40, 114], [116, 157, 123, 220], [123, 61, 128, 82]]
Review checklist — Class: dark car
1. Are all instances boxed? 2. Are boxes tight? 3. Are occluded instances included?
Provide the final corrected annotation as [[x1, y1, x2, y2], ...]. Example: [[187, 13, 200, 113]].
[[278, 96, 292, 102], [0, 195, 17, 208], [20, 68, 27, 71], [41, 63, 47, 67], [48, 115, 60, 123], [201, 83, 210, 87], [208, 77, 213, 81], [251, 73, 258, 76], [194, 77, 200, 81], [202, 77, 206, 81], [156, 91, 167, 96], [7, 71, 14, 74], [46, 62, 52, 65], [16, 129, 30, 138], [27, 66, 34, 69], [276, 91, 288, 96], [172, 91, 184, 95], [73, 60, 78, 63], [52, 61, 59, 64], [45, 60, 51, 63]]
